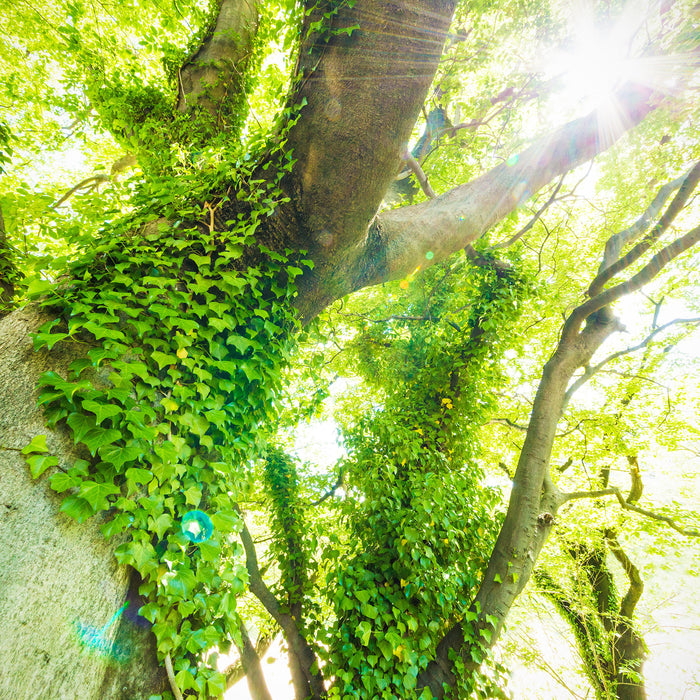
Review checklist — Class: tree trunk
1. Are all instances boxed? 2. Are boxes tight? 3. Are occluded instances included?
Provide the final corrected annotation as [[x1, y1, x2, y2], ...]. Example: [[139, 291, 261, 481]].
[[0, 306, 165, 699]]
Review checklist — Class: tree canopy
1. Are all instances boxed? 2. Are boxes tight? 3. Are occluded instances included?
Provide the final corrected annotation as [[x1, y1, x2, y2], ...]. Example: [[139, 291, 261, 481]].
[[0, 0, 699, 699]]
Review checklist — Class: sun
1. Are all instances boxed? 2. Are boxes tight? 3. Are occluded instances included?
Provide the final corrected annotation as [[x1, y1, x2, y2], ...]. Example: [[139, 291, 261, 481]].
[[561, 31, 634, 103], [551, 4, 643, 107]]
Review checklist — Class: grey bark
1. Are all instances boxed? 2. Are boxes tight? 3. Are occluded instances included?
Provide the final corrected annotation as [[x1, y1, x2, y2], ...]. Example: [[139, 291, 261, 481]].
[[0, 306, 165, 699]]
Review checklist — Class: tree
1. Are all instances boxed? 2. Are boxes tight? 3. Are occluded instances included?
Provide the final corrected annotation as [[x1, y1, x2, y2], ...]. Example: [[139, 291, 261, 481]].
[[0, 0, 698, 698]]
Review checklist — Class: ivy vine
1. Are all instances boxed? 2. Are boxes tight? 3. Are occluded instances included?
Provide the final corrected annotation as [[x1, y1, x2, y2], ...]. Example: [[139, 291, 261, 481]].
[[24, 136, 311, 697]]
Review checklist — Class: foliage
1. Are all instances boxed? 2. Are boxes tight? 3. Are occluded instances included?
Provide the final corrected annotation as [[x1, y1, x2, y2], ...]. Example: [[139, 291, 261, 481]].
[[2, 0, 700, 698], [26, 135, 312, 697], [318, 255, 533, 698]]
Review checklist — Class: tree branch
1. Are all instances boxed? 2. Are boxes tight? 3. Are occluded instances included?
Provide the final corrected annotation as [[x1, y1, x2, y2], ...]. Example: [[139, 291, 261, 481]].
[[595, 171, 688, 277], [236, 510, 325, 699], [234, 620, 273, 700], [562, 223, 700, 345], [588, 160, 700, 297], [176, 0, 260, 130], [307, 469, 344, 507], [281, 0, 458, 318], [50, 174, 110, 209], [490, 176, 565, 250], [604, 531, 643, 620], [564, 315, 700, 404], [401, 151, 436, 199], [562, 487, 700, 537], [350, 83, 658, 294]]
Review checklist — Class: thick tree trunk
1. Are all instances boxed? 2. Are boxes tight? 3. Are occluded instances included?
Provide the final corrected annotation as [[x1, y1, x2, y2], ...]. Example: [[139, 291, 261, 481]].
[[0, 306, 165, 699]]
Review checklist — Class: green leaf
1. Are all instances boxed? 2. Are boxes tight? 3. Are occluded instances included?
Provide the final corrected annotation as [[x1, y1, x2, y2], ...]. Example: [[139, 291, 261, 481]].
[[150, 350, 176, 370], [150, 513, 172, 539], [98, 442, 142, 469], [33, 332, 69, 350], [26, 453, 59, 478], [210, 511, 240, 533], [101, 512, 133, 539], [356, 621, 372, 646], [81, 399, 122, 425], [50, 471, 80, 492], [183, 485, 202, 506], [78, 480, 121, 510], [360, 602, 378, 619], [125, 467, 153, 486], [66, 412, 96, 444], [81, 427, 121, 455], [355, 589, 371, 604], [21, 434, 49, 455], [60, 495, 95, 523]]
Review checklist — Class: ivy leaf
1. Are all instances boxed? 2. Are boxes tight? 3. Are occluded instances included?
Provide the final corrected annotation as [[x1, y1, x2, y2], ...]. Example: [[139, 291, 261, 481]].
[[183, 485, 202, 506], [101, 512, 133, 539], [81, 427, 122, 455], [81, 399, 122, 425], [356, 621, 372, 646], [50, 471, 80, 492], [150, 513, 172, 539], [83, 320, 125, 341], [78, 480, 121, 510], [360, 602, 378, 619], [210, 510, 240, 533], [21, 434, 49, 454], [66, 412, 96, 444], [151, 350, 177, 370], [59, 495, 95, 523], [26, 453, 59, 478], [125, 467, 153, 486], [33, 332, 69, 350], [99, 442, 142, 470]]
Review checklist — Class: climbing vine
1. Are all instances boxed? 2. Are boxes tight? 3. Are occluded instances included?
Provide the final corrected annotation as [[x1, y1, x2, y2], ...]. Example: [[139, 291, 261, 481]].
[[321, 253, 534, 698], [23, 135, 311, 697]]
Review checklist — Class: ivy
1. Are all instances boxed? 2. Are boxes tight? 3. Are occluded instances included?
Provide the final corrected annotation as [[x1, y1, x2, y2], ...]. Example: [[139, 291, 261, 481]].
[[25, 137, 309, 697], [320, 255, 534, 698]]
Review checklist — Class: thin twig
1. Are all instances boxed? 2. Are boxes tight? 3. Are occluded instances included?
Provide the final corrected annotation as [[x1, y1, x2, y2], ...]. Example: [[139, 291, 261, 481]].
[[51, 174, 110, 209], [308, 469, 344, 507], [564, 315, 700, 404], [491, 176, 565, 250]]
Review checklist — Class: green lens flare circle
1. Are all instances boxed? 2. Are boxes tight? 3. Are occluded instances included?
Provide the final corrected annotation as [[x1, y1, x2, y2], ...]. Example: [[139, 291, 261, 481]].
[[181, 510, 214, 543]]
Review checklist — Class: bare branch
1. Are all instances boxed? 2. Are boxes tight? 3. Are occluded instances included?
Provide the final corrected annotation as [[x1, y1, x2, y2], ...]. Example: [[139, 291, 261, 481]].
[[562, 487, 700, 537], [164, 653, 184, 700], [402, 151, 437, 199], [236, 509, 325, 699], [491, 176, 565, 250], [237, 512, 284, 621], [350, 84, 657, 294], [308, 469, 344, 507], [564, 316, 700, 403], [51, 174, 110, 209], [489, 417, 528, 432], [562, 223, 700, 345], [233, 620, 273, 700], [588, 160, 700, 297], [596, 173, 688, 275]]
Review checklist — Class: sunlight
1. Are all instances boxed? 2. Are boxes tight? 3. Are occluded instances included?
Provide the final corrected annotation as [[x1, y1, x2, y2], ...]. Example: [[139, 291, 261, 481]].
[[551, 3, 642, 107]]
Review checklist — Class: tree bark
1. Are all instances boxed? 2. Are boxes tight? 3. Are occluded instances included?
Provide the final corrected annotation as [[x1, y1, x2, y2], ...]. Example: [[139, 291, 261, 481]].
[[0, 306, 166, 699], [236, 621, 273, 700]]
